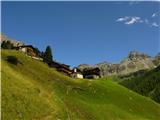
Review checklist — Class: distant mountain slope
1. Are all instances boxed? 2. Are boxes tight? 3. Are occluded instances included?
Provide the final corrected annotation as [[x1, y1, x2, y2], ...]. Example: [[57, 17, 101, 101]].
[[2, 50, 160, 120], [120, 65, 160, 103], [78, 51, 160, 76]]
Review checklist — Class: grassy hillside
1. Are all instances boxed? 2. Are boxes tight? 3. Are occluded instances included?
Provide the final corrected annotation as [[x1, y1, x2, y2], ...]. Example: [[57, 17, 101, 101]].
[[2, 50, 160, 120], [120, 66, 160, 103]]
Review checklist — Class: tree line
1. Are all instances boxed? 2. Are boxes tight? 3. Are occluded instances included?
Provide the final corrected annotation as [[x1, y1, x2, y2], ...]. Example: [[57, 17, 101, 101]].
[[120, 66, 160, 103]]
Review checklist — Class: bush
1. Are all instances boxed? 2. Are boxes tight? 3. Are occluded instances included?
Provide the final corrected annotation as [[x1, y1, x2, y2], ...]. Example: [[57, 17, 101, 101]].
[[1, 41, 14, 49], [7, 56, 18, 65]]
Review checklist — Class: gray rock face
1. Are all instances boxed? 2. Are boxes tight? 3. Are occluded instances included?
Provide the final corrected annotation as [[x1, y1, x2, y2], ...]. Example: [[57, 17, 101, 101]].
[[77, 64, 93, 71], [153, 53, 160, 66], [77, 51, 160, 77], [128, 51, 151, 60]]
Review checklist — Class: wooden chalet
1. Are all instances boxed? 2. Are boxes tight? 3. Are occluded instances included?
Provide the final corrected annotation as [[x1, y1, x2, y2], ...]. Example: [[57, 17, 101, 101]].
[[83, 67, 101, 79], [16, 45, 37, 57], [48, 61, 73, 76]]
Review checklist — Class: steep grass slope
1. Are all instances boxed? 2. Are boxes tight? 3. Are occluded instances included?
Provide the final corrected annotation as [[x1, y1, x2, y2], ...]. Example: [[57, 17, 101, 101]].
[[120, 66, 160, 103], [2, 50, 160, 120]]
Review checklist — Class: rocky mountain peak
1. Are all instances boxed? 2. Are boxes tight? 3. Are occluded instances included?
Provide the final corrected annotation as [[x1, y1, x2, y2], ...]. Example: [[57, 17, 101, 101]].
[[128, 51, 150, 60], [77, 51, 158, 77], [77, 64, 93, 71]]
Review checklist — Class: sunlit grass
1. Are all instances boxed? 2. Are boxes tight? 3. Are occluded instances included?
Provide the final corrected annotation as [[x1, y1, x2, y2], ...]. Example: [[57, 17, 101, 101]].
[[2, 50, 160, 120]]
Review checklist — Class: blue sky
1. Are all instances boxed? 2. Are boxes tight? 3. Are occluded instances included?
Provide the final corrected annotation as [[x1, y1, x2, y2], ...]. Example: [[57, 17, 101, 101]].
[[2, 1, 160, 67]]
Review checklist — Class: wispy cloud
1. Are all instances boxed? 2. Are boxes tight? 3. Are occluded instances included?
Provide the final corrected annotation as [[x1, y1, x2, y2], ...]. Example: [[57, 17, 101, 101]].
[[151, 22, 159, 27], [144, 19, 149, 24], [116, 16, 143, 25], [125, 17, 143, 25], [116, 16, 129, 22], [152, 11, 160, 18], [129, 1, 140, 5], [116, 13, 160, 28]]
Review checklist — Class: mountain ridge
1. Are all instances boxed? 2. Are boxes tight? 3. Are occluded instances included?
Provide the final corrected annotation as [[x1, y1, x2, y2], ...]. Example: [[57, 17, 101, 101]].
[[78, 51, 160, 77]]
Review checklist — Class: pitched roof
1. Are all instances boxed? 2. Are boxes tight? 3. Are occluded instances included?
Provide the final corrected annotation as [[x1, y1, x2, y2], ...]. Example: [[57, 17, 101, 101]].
[[17, 45, 34, 49]]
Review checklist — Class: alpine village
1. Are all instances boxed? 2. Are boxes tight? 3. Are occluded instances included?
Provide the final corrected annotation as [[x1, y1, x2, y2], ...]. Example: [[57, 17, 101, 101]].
[[1, 34, 100, 79]]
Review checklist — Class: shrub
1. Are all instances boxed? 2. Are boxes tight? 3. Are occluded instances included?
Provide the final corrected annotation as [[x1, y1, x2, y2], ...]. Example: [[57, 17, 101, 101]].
[[7, 56, 18, 65], [1, 41, 14, 49]]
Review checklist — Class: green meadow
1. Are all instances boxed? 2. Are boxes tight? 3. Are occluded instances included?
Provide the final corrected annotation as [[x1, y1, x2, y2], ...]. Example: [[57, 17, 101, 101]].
[[2, 50, 160, 120]]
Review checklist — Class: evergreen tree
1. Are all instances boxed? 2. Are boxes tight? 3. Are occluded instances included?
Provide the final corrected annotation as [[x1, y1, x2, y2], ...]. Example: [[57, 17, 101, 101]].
[[43, 46, 53, 63]]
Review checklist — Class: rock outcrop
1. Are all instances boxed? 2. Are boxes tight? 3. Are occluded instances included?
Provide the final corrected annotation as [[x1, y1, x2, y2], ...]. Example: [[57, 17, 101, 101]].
[[77, 51, 159, 77], [0, 33, 25, 47]]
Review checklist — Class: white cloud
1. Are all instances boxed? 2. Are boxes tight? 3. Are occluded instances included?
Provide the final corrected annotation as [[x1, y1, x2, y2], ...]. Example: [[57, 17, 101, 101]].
[[151, 22, 159, 27], [125, 17, 143, 25], [116, 13, 160, 28], [116, 16, 160, 27], [152, 13, 156, 17], [144, 19, 149, 24], [152, 11, 160, 17], [116, 16, 143, 25], [116, 16, 129, 22]]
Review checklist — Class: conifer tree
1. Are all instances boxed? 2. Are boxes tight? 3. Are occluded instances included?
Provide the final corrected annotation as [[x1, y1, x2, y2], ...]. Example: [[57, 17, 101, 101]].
[[43, 45, 53, 63]]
